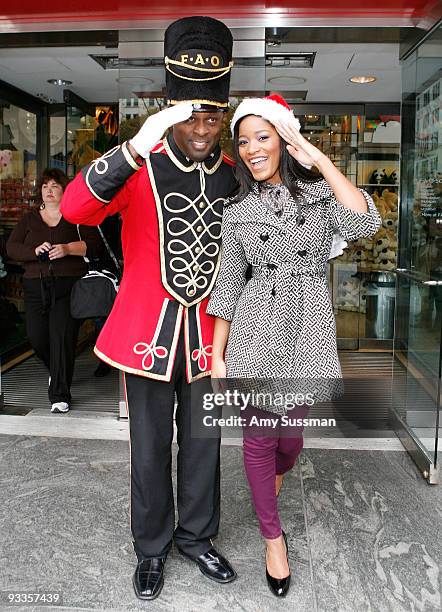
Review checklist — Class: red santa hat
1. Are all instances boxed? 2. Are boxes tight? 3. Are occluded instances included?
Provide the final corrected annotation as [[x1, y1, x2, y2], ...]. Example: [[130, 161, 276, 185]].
[[230, 94, 301, 136]]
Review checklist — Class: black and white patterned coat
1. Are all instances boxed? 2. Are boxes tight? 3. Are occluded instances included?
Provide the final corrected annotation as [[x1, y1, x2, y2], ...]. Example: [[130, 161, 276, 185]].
[[207, 179, 381, 382]]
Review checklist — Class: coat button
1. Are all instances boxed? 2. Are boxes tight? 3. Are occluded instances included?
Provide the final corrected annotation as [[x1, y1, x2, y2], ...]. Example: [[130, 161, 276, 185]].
[[196, 225, 203, 233], [260, 232, 269, 241], [199, 202, 206, 209], [195, 246, 201, 253], [188, 288, 196, 296], [193, 264, 199, 272], [297, 249, 307, 257]]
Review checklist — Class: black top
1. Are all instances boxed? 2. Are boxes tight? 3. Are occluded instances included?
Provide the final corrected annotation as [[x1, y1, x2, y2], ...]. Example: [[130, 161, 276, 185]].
[[6, 208, 102, 279]]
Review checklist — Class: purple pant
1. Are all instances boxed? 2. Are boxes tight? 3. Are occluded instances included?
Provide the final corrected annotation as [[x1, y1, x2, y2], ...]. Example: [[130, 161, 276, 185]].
[[242, 410, 304, 539]]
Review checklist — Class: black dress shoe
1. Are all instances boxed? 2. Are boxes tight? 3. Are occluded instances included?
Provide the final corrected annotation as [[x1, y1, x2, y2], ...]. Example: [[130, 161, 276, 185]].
[[132, 557, 165, 600], [265, 531, 291, 597], [179, 547, 237, 583]]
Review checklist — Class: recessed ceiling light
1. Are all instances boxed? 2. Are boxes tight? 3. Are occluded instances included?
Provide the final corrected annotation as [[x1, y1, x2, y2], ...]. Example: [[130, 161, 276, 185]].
[[268, 76, 307, 85], [349, 75, 376, 84], [116, 76, 154, 84], [47, 79, 72, 86]]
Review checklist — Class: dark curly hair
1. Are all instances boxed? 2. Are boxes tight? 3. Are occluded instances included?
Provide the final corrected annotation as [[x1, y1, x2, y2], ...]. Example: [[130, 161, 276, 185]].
[[35, 168, 69, 207], [231, 116, 322, 202]]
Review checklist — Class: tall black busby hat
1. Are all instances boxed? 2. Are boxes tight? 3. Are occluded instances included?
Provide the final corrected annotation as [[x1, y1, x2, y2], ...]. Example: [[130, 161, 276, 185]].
[[164, 16, 233, 111]]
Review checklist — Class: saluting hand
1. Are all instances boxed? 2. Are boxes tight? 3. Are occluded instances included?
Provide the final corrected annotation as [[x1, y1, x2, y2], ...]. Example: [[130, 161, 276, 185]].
[[130, 102, 194, 158], [274, 118, 324, 168]]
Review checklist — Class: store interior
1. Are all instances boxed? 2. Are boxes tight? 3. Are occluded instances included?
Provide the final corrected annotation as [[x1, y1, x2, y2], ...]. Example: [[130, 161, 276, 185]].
[[0, 23, 440, 479]]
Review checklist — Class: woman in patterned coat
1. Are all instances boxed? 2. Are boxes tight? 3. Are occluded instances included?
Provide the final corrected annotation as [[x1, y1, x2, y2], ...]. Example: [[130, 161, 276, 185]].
[[207, 95, 381, 597]]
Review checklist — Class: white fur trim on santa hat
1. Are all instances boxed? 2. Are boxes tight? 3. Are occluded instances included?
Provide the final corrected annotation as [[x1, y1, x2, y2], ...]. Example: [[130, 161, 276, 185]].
[[230, 97, 301, 136]]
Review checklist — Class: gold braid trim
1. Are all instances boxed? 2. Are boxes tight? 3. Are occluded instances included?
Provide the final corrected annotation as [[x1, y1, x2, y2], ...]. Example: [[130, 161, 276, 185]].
[[165, 56, 233, 73], [168, 98, 229, 109], [166, 66, 230, 82]]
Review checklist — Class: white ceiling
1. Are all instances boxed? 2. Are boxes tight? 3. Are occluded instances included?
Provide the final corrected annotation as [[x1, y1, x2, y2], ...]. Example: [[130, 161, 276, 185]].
[[0, 41, 401, 104]]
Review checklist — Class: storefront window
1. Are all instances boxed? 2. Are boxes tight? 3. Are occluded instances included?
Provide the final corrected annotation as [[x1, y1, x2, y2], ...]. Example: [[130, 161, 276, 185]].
[[66, 102, 118, 179], [0, 100, 37, 360], [292, 107, 400, 348]]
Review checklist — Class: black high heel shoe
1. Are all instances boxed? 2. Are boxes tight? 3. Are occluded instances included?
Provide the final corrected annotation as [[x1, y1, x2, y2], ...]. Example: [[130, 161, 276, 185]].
[[265, 530, 291, 597]]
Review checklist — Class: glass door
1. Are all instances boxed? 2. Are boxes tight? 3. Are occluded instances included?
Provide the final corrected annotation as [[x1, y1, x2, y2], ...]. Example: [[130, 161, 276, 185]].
[[393, 272, 441, 483], [392, 24, 442, 483]]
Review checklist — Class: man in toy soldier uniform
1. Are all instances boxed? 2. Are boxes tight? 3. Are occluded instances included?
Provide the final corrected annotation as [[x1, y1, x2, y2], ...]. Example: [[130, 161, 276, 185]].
[[61, 16, 237, 600]]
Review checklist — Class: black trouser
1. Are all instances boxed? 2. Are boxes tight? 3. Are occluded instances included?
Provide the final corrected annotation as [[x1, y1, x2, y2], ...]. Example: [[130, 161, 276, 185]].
[[125, 330, 221, 560], [23, 276, 80, 404]]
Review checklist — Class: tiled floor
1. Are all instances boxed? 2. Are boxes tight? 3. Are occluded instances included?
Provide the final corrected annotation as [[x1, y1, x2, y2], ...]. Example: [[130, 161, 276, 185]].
[[0, 434, 440, 611], [2, 352, 119, 412]]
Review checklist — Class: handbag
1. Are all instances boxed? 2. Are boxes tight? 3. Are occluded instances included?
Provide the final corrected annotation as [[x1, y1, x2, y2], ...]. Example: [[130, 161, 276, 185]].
[[70, 225, 121, 319]]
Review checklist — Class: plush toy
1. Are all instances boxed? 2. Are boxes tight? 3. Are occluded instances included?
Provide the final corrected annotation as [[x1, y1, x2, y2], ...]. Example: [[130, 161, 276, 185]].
[[353, 249, 367, 263], [382, 189, 398, 210], [373, 229, 390, 254], [382, 217, 395, 231], [376, 197, 388, 217], [361, 237, 375, 251], [373, 248, 396, 270], [379, 169, 391, 185], [0, 149, 13, 178], [384, 209, 399, 231], [368, 169, 381, 185], [345, 184, 399, 270], [389, 170, 398, 185]]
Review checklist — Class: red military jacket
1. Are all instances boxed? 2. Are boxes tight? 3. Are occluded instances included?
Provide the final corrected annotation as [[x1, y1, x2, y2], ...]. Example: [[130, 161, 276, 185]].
[[61, 136, 236, 382]]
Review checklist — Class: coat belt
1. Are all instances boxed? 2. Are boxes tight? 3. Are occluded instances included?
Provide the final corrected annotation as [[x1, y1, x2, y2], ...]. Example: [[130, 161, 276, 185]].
[[251, 262, 326, 358]]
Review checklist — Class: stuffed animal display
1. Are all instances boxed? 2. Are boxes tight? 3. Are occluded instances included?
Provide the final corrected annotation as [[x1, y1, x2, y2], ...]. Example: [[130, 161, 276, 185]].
[[337, 188, 398, 270], [368, 168, 399, 185], [336, 276, 368, 313]]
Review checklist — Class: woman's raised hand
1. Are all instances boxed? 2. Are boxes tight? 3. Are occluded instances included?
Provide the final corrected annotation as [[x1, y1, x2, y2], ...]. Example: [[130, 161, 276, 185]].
[[274, 118, 324, 168]]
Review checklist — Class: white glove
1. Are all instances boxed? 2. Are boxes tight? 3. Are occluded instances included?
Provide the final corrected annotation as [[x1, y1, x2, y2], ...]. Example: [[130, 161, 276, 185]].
[[328, 231, 348, 260], [130, 102, 193, 158]]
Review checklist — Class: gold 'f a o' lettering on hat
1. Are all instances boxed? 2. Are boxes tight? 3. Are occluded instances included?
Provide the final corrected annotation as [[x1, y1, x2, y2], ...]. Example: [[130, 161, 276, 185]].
[[165, 49, 233, 82], [164, 16, 233, 108], [178, 52, 221, 67]]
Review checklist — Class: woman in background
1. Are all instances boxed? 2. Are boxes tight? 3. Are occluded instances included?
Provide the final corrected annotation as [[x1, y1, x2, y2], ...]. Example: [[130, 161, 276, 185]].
[[7, 168, 101, 413]]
